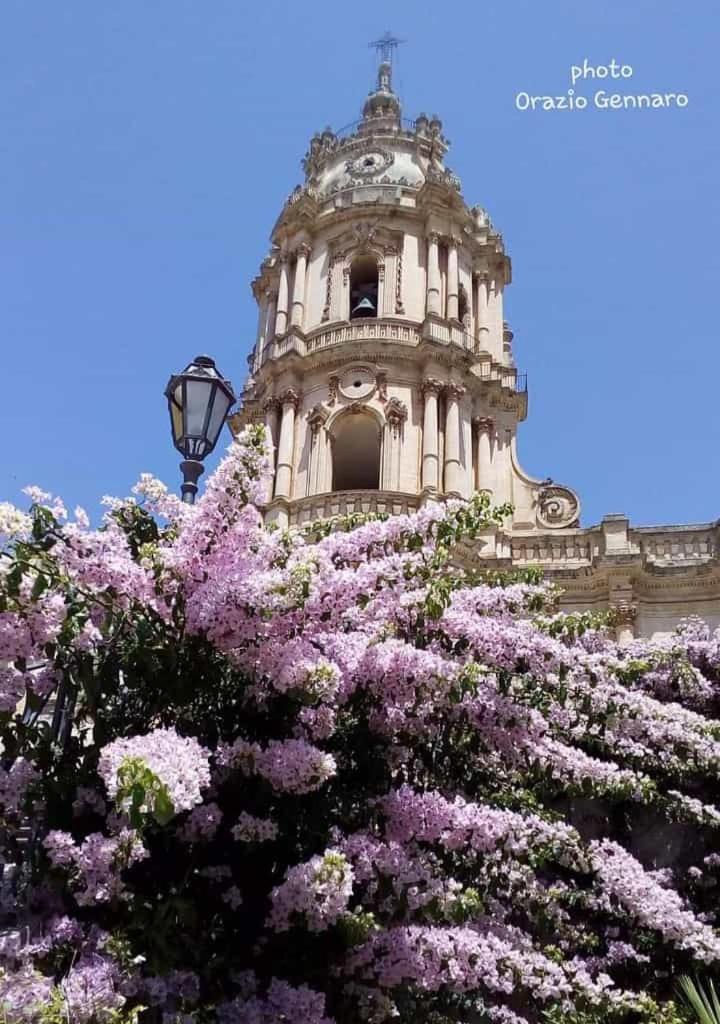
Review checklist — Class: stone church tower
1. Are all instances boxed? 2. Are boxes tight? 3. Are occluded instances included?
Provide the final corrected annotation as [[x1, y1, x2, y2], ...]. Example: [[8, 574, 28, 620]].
[[232, 56, 720, 639]]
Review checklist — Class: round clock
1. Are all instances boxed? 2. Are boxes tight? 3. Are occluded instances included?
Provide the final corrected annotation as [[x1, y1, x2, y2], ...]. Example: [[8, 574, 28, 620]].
[[339, 366, 375, 400], [346, 150, 394, 177]]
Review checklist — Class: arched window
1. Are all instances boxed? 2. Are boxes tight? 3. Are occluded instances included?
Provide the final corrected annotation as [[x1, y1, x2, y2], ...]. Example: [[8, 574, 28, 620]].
[[458, 283, 469, 323], [332, 411, 381, 490], [349, 256, 379, 320]]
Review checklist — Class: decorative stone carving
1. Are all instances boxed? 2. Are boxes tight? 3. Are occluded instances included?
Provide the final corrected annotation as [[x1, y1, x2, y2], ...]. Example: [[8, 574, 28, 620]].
[[536, 485, 580, 530], [395, 245, 404, 314], [385, 396, 408, 427], [279, 387, 300, 410], [611, 603, 638, 627], [472, 416, 494, 433], [306, 403, 329, 434], [328, 374, 340, 406], [262, 396, 281, 414], [345, 148, 394, 177], [339, 367, 375, 400], [445, 382, 466, 400], [421, 377, 444, 396], [352, 221, 379, 249]]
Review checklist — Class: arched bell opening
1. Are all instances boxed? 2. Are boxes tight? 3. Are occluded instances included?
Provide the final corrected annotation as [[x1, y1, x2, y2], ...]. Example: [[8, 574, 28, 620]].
[[331, 410, 381, 490], [349, 255, 379, 320]]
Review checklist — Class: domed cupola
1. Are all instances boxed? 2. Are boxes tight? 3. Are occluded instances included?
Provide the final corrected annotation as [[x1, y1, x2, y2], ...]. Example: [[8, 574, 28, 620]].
[[359, 60, 402, 134]]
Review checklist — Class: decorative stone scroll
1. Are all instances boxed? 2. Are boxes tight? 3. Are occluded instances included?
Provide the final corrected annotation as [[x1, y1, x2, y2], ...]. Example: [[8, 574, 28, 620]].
[[536, 485, 581, 530], [385, 397, 408, 433], [328, 374, 340, 406], [306, 403, 330, 434]]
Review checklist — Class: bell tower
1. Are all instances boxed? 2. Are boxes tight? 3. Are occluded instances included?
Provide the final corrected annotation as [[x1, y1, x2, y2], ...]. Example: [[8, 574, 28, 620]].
[[231, 48, 580, 535]]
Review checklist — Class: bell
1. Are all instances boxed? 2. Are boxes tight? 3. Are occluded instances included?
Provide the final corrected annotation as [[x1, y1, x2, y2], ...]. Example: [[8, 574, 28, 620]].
[[351, 296, 376, 318]]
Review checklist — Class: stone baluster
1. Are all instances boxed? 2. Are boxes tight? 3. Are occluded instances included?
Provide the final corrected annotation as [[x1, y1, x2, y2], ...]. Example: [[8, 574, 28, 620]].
[[473, 416, 494, 495], [290, 243, 311, 328], [274, 388, 299, 499], [426, 233, 441, 316], [421, 378, 443, 491], [275, 256, 290, 336], [443, 383, 466, 495]]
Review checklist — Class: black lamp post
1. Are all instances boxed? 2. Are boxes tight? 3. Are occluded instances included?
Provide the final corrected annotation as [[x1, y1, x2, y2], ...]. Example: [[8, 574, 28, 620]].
[[165, 355, 236, 503]]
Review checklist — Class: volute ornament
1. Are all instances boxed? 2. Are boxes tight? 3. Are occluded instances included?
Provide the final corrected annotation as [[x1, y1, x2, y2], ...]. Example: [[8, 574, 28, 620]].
[[536, 485, 581, 530]]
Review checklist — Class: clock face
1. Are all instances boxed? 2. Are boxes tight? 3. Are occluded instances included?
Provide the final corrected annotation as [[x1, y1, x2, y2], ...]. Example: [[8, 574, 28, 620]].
[[339, 367, 375, 400], [346, 150, 393, 177]]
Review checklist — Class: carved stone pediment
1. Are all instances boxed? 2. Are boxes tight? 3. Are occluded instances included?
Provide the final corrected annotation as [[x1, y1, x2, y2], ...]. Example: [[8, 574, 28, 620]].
[[536, 485, 581, 530]]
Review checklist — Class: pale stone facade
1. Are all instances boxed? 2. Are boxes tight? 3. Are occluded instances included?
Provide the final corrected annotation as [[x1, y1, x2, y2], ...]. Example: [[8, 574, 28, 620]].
[[231, 61, 720, 640]]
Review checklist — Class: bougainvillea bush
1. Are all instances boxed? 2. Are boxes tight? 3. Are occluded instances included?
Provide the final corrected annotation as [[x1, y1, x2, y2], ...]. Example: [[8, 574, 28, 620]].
[[0, 427, 719, 1023]]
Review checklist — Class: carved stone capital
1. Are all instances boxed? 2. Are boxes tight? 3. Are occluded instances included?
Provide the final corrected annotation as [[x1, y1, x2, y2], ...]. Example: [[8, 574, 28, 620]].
[[445, 382, 466, 401], [426, 231, 440, 245], [279, 387, 300, 410], [262, 396, 281, 415], [421, 377, 444, 397], [295, 242, 312, 260], [611, 603, 638, 627], [472, 416, 494, 434]]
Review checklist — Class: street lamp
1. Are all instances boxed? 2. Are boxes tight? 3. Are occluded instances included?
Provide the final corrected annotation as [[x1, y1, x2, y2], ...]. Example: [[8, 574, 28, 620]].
[[165, 355, 236, 503]]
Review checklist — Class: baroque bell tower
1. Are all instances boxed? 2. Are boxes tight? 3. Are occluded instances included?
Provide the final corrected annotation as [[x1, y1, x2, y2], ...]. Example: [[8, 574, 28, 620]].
[[231, 48, 580, 540]]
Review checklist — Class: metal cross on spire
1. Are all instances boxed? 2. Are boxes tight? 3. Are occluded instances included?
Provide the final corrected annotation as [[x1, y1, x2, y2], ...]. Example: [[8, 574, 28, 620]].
[[368, 31, 405, 65]]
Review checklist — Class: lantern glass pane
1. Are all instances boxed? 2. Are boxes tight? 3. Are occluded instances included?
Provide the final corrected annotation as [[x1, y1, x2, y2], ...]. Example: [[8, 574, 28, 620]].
[[170, 387, 184, 443], [206, 389, 232, 449], [185, 379, 213, 436]]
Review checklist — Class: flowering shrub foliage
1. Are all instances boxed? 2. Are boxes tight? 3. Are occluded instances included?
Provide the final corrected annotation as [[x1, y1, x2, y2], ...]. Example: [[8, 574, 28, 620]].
[[0, 426, 719, 1023]]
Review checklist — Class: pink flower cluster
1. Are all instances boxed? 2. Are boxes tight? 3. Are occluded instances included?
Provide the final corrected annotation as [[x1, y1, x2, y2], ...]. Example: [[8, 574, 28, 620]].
[[44, 828, 147, 905], [268, 851, 354, 932], [98, 727, 210, 816]]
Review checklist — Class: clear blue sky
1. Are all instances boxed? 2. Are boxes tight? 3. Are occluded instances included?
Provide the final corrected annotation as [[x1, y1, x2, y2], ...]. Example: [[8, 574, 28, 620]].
[[2, 0, 718, 526]]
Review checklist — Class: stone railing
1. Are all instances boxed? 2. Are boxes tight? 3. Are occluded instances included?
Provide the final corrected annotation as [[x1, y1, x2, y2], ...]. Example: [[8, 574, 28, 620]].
[[511, 532, 598, 566], [305, 319, 422, 355], [287, 490, 419, 528], [422, 318, 474, 351], [509, 520, 720, 571], [636, 525, 718, 566]]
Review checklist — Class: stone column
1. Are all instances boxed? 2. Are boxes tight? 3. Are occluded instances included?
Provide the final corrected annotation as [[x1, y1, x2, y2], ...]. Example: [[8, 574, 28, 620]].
[[275, 256, 290, 336], [306, 404, 330, 496], [473, 416, 494, 494], [274, 388, 299, 499], [262, 397, 281, 501], [265, 291, 277, 352], [253, 291, 269, 371], [487, 271, 504, 361], [426, 233, 441, 316], [443, 383, 466, 495], [447, 239, 459, 321], [290, 244, 310, 329], [475, 273, 490, 351], [421, 378, 442, 491]]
